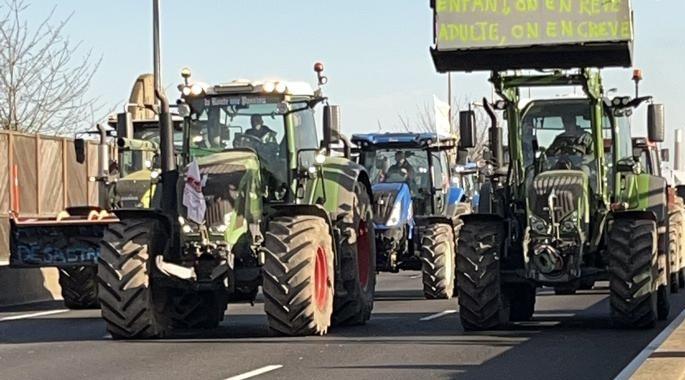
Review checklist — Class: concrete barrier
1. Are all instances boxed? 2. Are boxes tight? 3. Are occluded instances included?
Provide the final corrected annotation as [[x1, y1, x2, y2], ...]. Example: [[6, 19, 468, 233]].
[[0, 265, 61, 306]]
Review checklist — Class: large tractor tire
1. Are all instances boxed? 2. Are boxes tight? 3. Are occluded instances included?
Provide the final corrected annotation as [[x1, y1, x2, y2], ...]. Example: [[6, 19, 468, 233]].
[[167, 289, 227, 330], [669, 213, 681, 294], [59, 266, 99, 309], [608, 218, 658, 329], [98, 218, 171, 339], [506, 284, 536, 322], [262, 215, 335, 336], [332, 182, 377, 326], [456, 220, 508, 331], [420, 223, 456, 299], [670, 208, 685, 289]]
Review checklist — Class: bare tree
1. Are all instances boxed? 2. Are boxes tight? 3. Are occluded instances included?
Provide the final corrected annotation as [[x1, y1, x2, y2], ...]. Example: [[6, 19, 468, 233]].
[[0, 0, 101, 135], [396, 96, 495, 162]]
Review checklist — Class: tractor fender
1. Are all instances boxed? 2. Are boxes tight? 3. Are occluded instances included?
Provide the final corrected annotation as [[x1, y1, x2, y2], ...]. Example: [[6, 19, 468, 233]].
[[109, 208, 174, 257], [414, 215, 459, 228], [320, 157, 374, 221]]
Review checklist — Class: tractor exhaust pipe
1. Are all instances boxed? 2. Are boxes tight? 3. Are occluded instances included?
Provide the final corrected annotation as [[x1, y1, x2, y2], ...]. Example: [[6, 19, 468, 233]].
[[676, 129, 683, 171], [152, 0, 177, 211], [483, 98, 503, 168]]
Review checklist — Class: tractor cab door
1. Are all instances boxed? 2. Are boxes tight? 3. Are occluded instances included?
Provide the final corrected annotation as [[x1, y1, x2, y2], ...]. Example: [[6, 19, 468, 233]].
[[430, 150, 450, 215]]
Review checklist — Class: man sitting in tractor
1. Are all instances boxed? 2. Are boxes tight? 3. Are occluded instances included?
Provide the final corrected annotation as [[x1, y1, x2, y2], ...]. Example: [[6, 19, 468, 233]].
[[547, 114, 594, 157], [246, 115, 277, 142], [386, 151, 415, 182]]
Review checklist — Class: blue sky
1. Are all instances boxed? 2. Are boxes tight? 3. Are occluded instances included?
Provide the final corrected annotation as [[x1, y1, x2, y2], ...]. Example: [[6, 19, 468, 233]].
[[24, 1, 685, 147]]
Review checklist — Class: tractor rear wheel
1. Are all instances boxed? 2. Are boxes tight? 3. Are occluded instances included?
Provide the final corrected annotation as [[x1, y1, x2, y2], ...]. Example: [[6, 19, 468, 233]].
[[608, 218, 658, 329], [332, 182, 377, 326], [97, 218, 171, 339], [262, 215, 334, 336], [456, 220, 507, 331], [59, 266, 99, 309], [506, 284, 536, 322], [421, 223, 456, 299]]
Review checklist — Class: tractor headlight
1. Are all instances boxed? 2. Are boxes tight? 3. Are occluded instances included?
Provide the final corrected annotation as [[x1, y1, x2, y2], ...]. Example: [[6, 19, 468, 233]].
[[530, 215, 548, 234], [190, 83, 204, 96], [561, 220, 575, 233], [560, 211, 579, 234], [386, 201, 403, 227]]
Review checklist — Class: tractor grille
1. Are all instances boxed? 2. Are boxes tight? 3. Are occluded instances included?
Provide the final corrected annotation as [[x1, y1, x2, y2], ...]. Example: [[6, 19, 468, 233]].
[[528, 170, 586, 222]]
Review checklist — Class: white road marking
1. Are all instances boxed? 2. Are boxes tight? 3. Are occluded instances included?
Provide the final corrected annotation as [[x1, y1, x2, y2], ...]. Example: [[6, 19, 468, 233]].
[[0, 309, 69, 322], [224, 364, 283, 380], [614, 307, 685, 380], [409, 275, 420, 279], [420, 309, 457, 321]]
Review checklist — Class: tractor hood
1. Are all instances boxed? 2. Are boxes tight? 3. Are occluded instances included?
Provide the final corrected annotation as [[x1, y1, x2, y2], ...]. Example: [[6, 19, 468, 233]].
[[372, 182, 413, 228], [179, 150, 262, 238], [115, 170, 154, 208]]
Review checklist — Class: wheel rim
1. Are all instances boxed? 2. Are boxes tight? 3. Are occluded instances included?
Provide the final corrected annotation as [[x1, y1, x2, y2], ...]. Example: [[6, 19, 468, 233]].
[[314, 246, 329, 311], [357, 219, 371, 288]]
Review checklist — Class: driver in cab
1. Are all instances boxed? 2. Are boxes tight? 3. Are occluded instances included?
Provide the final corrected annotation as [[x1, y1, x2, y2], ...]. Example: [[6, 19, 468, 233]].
[[547, 114, 593, 156], [245, 115, 276, 142], [386, 151, 415, 181]]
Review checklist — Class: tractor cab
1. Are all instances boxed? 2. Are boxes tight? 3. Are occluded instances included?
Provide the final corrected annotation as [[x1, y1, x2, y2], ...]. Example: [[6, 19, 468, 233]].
[[352, 133, 459, 217]]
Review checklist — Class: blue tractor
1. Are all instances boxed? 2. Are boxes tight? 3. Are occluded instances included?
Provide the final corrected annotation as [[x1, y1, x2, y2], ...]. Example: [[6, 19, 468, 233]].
[[352, 133, 471, 299]]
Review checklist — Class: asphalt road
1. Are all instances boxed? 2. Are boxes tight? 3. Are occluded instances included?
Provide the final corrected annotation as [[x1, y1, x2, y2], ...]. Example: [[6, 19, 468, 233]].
[[1, 272, 684, 380]]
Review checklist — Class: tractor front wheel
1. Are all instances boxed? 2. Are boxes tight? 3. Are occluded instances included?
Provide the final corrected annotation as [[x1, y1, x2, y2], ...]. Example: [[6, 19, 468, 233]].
[[456, 220, 507, 331], [420, 223, 456, 299], [608, 218, 658, 329], [97, 219, 171, 339], [59, 266, 99, 309], [262, 215, 334, 336]]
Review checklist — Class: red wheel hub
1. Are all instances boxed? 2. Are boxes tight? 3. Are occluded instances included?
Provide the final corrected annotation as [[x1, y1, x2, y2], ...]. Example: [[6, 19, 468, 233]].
[[314, 246, 329, 311], [357, 220, 371, 288]]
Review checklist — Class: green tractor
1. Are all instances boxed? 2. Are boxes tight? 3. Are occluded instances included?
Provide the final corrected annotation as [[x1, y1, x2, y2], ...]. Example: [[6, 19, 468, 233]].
[[454, 70, 672, 330], [96, 62, 376, 339]]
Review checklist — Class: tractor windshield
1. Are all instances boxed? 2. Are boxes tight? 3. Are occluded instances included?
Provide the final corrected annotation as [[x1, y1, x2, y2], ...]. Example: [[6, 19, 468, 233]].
[[184, 95, 318, 200], [521, 99, 611, 175], [361, 148, 437, 192]]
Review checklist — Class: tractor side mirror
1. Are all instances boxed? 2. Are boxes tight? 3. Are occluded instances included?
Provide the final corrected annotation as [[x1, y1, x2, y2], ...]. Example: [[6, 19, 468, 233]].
[[458, 110, 476, 148], [647, 104, 665, 143], [323, 105, 341, 148], [74, 138, 86, 164], [662, 148, 670, 162], [117, 112, 133, 139]]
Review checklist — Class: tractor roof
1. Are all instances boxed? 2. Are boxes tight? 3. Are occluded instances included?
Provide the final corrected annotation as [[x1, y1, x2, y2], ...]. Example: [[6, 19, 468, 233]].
[[351, 132, 456, 150], [205, 79, 316, 97]]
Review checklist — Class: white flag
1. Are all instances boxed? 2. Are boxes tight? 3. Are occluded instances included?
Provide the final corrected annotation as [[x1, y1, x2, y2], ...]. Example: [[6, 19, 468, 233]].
[[182, 159, 206, 224], [433, 95, 451, 136]]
